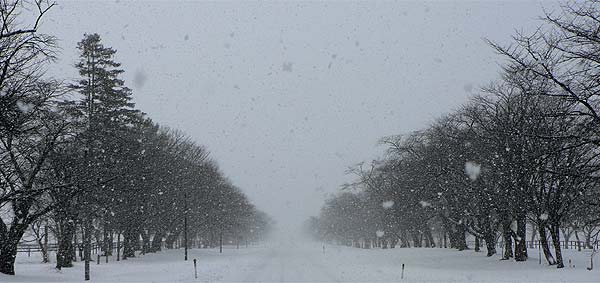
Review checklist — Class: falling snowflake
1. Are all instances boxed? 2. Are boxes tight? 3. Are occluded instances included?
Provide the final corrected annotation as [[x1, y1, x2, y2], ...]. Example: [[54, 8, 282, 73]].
[[419, 201, 431, 207], [382, 200, 394, 209], [465, 161, 481, 181], [16, 101, 33, 113]]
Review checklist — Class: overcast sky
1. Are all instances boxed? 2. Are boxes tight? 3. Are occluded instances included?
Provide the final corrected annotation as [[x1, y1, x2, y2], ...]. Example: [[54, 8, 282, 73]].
[[39, 0, 556, 231]]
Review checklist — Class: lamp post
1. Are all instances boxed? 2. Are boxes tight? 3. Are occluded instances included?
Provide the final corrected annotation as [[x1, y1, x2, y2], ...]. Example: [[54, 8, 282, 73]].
[[184, 192, 188, 261]]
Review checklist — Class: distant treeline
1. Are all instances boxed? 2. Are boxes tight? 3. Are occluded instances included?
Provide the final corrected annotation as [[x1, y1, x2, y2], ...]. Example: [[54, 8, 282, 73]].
[[307, 0, 600, 269], [0, 0, 271, 276]]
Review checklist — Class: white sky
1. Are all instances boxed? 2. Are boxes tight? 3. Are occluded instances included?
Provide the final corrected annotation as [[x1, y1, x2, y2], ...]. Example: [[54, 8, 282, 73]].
[[39, 0, 555, 231]]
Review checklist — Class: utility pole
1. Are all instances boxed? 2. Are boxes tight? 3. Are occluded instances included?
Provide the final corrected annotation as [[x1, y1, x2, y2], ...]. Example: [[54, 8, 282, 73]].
[[84, 213, 91, 281], [184, 192, 188, 261], [219, 231, 223, 254], [43, 225, 48, 263]]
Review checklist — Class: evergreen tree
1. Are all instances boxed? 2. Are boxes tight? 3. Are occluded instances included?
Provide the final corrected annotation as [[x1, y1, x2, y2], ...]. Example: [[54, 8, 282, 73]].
[[65, 33, 139, 276]]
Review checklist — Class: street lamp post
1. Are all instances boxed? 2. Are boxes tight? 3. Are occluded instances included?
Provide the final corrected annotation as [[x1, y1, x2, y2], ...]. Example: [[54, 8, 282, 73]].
[[184, 192, 188, 261]]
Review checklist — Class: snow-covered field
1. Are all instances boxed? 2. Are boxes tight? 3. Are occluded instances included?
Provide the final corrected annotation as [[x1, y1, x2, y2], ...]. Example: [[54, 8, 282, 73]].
[[2, 241, 598, 282]]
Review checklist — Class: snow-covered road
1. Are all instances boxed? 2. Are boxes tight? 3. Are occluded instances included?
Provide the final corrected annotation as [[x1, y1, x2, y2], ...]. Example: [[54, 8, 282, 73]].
[[241, 244, 337, 282], [3, 240, 599, 282]]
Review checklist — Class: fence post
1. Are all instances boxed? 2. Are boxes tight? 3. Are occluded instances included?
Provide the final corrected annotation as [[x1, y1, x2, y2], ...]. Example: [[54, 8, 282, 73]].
[[401, 264, 405, 279], [193, 258, 198, 279]]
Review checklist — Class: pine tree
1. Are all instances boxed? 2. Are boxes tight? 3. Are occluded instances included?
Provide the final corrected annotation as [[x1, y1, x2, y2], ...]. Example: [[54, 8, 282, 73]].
[[70, 33, 137, 139], [65, 33, 139, 278]]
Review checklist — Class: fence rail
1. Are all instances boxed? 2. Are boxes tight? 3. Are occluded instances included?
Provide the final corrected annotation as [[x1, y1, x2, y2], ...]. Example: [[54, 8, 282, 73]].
[[19, 240, 598, 260], [16, 241, 251, 257], [17, 242, 112, 257], [465, 240, 599, 250]]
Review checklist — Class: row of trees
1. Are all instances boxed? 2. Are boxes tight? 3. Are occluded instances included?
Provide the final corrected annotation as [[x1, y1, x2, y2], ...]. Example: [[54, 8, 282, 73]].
[[0, 0, 271, 276], [308, 0, 600, 269]]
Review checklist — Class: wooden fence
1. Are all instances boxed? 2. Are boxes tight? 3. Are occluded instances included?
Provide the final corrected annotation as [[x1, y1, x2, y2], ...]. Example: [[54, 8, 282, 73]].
[[17, 240, 250, 257], [17, 242, 109, 257], [465, 240, 599, 250]]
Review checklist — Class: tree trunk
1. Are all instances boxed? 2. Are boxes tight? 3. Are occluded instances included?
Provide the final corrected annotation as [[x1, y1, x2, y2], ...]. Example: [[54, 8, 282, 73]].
[[443, 231, 447, 248], [103, 225, 111, 256], [455, 224, 468, 251], [390, 237, 397, 248], [399, 229, 409, 247], [34, 224, 50, 264], [549, 224, 564, 268], [0, 219, 30, 275], [484, 234, 497, 257], [574, 231, 582, 251], [538, 224, 556, 265], [150, 232, 164, 253], [0, 241, 18, 275], [529, 223, 537, 249], [165, 233, 178, 249], [501, 220, 513, 260], [447, 223, 457, 249], [561, 229, 568, 250], [122, 227, 137, 259], [411, 230, 421, 248], [83, 215, 91, 281], [94, 228, 102, 256], [584, 229, 594, 249], [55, 216, 75, 268], [109, 232, 114, 256], [514, 216, 528, 261], [75, 226, 81, 262], [424, 228, 435, 248], [140, 231, 150, 254]]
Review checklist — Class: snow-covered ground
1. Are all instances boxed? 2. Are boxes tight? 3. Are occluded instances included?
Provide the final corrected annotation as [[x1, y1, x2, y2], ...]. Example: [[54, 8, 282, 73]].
[[2, 240, 598, 282]]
